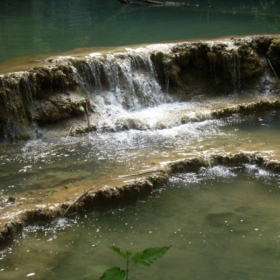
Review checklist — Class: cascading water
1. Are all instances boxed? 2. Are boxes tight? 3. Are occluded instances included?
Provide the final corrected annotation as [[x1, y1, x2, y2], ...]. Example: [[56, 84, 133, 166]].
[[70, 51, 179, 132], [228, 49, 241, 92]]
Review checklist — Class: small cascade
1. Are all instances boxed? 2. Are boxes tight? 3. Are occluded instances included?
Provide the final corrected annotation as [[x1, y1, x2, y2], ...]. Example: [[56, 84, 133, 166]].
[[0, 36, 278, 141], [163, 62, 170, 93], [228, 49, 241, 92], [87, 61, 103, 92], [19, 76, 34, 101], [70, 65, 90, 95], [69, 51, 181, 132], [73, 51, 166, 110]]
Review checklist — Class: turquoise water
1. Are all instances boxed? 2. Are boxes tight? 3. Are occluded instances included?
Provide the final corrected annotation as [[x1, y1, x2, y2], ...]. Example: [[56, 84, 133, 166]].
[[1, 165, 280, 279], [0, 0, 280, 63]]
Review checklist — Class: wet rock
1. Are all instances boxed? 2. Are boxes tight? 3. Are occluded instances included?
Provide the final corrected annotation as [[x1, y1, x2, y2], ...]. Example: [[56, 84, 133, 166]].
[[250, 35, 274, 55], [162, 38, 266, 94], [34, 95, 87, 124], [0, 63, 80, 140], [211, 99, 280, 119], [7, 197, 16, 205], [264, 160, 280, 173], [266, 38, 280, 75], [0, 197, 16, 208], [0, 35, 279, 141], [116, 118, 148, 131]]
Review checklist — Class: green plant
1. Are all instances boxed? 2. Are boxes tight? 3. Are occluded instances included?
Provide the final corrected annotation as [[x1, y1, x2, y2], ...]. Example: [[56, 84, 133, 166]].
[[100, 245, 171, 280]]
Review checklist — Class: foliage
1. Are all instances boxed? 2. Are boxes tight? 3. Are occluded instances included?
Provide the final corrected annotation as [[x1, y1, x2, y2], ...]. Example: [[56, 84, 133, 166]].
[[100, 267, 126, 280], [259, 0, 275, 11], [100, 245, 171, 280]]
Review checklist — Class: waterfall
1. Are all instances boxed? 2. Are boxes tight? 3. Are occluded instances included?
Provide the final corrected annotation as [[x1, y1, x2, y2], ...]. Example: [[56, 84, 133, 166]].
[[73, 52, 167, 110], [228, 49, 241, 92], [0, 36, 275, 141]]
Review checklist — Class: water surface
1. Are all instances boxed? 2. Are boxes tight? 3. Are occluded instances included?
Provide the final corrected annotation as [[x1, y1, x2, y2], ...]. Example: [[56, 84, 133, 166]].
[[1, 165, 280, 279], [1, 0, 280, 64]]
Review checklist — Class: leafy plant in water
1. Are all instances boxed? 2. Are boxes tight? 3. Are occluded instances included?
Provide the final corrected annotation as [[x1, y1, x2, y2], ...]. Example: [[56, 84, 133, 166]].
[[100, 245, 171, 280]]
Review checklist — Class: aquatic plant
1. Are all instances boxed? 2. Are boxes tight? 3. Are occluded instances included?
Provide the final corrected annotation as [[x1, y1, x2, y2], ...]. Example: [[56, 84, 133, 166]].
[[100, 245, 171, 280]]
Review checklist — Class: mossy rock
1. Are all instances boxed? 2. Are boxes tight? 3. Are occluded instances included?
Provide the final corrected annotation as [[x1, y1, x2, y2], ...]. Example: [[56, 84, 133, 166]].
[[266, 39, 280, 75]]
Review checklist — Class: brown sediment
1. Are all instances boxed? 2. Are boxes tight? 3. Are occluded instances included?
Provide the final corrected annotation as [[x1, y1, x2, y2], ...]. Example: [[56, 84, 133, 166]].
[[1, 151, 280, 248]]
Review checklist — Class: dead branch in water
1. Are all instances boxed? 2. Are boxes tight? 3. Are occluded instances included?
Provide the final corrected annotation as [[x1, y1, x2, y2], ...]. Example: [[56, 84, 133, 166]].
[[67, 126, 73, 137], [267, 58, 280, 84], [63, 186, 95, 216], [119, 169, 192, 182]]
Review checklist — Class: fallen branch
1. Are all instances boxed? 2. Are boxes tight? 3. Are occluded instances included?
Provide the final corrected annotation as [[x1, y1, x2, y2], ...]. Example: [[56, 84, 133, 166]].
[[119, 169, 192, 182], [267, 57, 280, 83], [118, 170, 161, 178], [63, 187, 95, 216], [67, 126, 73, 137]]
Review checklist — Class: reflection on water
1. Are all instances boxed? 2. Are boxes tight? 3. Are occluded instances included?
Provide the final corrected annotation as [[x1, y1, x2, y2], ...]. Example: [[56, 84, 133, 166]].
[[0, 0, 280, 63], [1, 165, 280, 279]]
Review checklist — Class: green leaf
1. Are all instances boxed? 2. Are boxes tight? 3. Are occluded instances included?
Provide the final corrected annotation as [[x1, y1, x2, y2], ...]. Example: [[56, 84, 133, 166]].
[[100, 267, 126, 280], [132, 246, 171, 267], [109, 246, 128, 259]]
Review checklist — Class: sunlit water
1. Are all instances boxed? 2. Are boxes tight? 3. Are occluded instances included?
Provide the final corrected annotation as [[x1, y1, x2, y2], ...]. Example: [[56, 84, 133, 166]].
[[1, 165, 280, 279], [1, 0, 280, 63], [0, 108, 279, 198]]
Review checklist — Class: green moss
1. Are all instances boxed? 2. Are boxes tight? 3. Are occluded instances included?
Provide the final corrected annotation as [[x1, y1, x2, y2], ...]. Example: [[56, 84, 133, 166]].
[[207, 52, 217, 63], [184, 50, 191, 59], [156, 52, 164, 61]]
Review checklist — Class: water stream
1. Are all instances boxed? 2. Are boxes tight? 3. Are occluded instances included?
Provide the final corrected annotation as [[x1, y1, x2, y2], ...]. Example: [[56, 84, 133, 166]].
[[0, 98, 279, 197], [2, 165, 280, 279]]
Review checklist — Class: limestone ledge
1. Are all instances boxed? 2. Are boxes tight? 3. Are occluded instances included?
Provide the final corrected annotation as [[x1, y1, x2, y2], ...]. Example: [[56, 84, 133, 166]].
[[0, 35, 280, 141], [1, 151, 280, 249]]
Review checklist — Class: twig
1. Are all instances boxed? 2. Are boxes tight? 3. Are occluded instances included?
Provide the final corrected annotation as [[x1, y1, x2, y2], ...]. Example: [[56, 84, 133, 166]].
[[67, 126, 73, 137], [169, 173, 191, 181], [267, 58, 280, 83], [118, 170, 162, 178], [63, 187, 94, 217], [119, 169, 192, 182]]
